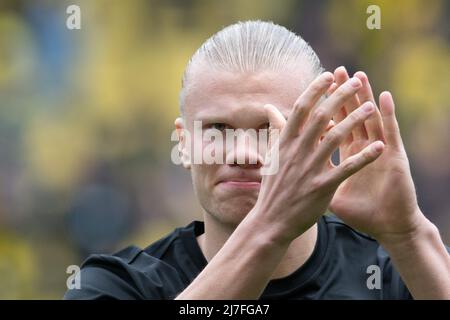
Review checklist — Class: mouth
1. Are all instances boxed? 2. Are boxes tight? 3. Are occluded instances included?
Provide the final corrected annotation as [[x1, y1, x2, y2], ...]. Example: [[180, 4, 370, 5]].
[[219, 181, 261, 189], [216, 177, 262, 189]]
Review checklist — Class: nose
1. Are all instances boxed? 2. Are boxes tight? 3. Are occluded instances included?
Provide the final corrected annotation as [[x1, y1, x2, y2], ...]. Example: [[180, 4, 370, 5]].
[[225, 129, 264, 168]]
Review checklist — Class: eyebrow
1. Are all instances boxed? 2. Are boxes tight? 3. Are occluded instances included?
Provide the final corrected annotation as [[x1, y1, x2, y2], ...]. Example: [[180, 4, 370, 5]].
[[194, 114, 229, 122], [194, 109, 290, 122]]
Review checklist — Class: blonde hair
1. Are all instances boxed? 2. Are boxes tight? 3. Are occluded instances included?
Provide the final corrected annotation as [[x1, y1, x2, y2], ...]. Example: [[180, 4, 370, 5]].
[[180, 20, 323, 114]]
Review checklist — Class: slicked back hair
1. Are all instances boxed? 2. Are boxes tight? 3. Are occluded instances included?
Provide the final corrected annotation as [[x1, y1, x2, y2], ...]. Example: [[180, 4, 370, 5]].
[[180, 20, 323, 115]]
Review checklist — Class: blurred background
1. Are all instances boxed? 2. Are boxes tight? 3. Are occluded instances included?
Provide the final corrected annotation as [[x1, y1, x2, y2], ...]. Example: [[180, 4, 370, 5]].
[[0, 0, 449, 299]]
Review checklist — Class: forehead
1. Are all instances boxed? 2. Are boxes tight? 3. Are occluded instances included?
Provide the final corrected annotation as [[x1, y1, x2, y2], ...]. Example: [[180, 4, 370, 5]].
[[184, 64, 310, 122]]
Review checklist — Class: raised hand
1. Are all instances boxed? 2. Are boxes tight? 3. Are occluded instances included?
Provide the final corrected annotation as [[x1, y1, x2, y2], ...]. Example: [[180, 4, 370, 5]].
[[251, 72, 384, 242], [329, 67, 426, 243]]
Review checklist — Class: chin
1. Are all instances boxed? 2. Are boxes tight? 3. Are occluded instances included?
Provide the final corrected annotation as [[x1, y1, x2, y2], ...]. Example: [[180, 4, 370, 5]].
[[213, 196, 257, 227]]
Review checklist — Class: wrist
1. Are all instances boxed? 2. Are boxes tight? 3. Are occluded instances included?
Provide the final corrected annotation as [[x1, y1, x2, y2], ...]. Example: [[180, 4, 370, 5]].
[[244, 204, 300, 247], [377, 212, 438, 251]]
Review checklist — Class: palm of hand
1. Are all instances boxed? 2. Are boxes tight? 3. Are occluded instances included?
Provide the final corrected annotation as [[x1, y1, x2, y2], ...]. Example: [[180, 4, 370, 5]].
[[330, 138, 419, 239]]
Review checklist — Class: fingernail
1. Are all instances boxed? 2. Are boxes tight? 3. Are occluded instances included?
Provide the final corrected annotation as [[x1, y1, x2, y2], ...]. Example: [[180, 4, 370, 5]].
[[349, 77, 360, 87], [373, 141, 384, 152], [323, 72, 333, 82], [363, 102, 374, 113], [354, 71, 366, 79]]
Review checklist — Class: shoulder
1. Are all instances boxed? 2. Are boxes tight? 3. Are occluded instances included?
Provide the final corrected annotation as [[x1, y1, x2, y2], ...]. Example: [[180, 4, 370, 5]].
[[320, 214, 382, 268], [64, 222, 199, 300], [322, 215, 414, 299], [322, 214, 377, 244], [323, 214, 450, 254]]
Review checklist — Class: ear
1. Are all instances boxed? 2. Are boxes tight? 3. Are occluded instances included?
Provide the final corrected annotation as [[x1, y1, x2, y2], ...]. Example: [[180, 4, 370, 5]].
[[174, 117, 191, 170]]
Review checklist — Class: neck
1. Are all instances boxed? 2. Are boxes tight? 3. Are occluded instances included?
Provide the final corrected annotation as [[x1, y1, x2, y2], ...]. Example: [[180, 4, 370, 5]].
[[197, 214, 318, 280]]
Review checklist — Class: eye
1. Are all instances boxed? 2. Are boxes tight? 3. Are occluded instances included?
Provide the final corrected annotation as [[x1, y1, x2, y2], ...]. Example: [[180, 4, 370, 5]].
[[259, 122, 270, 130], [210, 123, 228, 131]]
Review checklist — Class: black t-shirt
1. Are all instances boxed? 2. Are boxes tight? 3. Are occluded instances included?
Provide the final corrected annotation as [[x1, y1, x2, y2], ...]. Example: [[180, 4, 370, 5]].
[[64, 215, 449, 300]]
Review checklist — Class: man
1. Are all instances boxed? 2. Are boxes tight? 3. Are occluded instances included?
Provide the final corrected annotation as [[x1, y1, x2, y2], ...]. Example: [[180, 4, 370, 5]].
[[65, 20, 450, 300]]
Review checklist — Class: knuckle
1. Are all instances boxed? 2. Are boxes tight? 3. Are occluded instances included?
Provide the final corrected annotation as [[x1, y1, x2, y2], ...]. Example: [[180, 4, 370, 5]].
[[324, 130, 340, 145], [335, 84, 355, 100], [293, 98, 307, 114], [362, 149, 373, 162], [310, 176, 326, 193], [342, 160, 356, 173], [312, 108, 328, 124], [312, 80, 325, 93], [334, 87, 348, 100], [348, 110, 363, 123]]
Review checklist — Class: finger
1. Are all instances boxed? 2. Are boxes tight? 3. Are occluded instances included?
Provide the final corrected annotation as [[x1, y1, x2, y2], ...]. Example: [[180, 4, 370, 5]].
[[328, 82, 348, 143], [325, 140, 384, 187], [319, 120, 335, 143], [301, 76, 362, 147], [265, 103, 286, 129], [354, 71, 384, 141], [327, 82, 347, 122], [331, 69, 346, 125], [325, 119, 335, 132], [315, 101, 375, 163], [285, 72, 334, 137], [379, 91, 404, 150], [264, 103, 286, 147], [320, 120, 337, 171], [326, 82, 338, 97], [332, 68, 351, 146], [335, 66, 367, 140]]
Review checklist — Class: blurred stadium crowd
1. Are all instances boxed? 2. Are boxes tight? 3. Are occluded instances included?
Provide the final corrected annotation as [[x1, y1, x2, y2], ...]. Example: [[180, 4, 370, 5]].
[[0, 0, 448, 298]]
